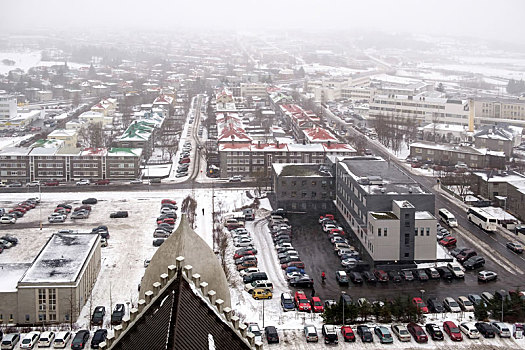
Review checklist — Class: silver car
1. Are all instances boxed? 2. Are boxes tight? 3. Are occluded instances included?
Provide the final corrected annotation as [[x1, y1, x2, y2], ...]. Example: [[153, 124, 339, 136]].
[[391, 324, 411, 342]]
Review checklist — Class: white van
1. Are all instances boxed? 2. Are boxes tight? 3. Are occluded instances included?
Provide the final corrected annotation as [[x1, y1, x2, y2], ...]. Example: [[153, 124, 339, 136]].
[[1, 333, 20, 350], [438, 208, 458, 228], [53, 331, 71, 348]]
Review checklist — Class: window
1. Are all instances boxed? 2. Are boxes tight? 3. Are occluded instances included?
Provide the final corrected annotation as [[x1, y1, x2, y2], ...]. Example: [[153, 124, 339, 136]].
[[26, 314, 30, 321], [384, 228, 387, 236], [426, 227, 430, 236], [404, 252, 409, 258], [291, 191, 296, 198], [378, 228, 382, 236], [404, 234, 409, 245], [301, 180, 306, 186], [311, 181, 317, 186], [414, 228, 418, 236], [49, 313, 57, 321], [420, 227, 424, 235], [38, 288, 46, 311], [49, 288, 56, 311]]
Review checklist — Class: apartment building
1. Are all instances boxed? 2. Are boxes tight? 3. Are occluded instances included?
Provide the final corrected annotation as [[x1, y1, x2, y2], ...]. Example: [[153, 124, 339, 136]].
[[240, 83, 268, 99], [272, 163, 335, 212], [370, 94, 470, 125], [0, 233, 101, 325], [473, 97, 525, 125], [335, 156, 436, 264], [473, 125, 522, 158], [409, 141, 506, 169], [0, 94, 17, 120]]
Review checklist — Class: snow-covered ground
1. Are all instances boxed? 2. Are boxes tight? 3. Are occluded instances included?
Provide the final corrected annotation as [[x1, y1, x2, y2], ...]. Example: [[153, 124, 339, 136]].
[[0, 50, 89, 75]]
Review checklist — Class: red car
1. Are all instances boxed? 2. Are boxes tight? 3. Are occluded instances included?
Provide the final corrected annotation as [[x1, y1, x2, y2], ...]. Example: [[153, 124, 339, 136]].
[[294, 291, 311, 312], [161, 199, 177, 205], [341, 326, 356, 342], [443, 321, 462, 341], [11, 207, 27, 214], [55, 207, 71, 213], [281, 261, 305, 270], [95, 179, 110, 185], [179, 158, 190, 164], [233, 251, 255, 259], [310, 297, 324, 313], [412, 297, 429, 313], [319, 214, 334, 222], [74, 205, 92, 212], [439, 236, 457, 247], [45, 180, 59, 186], [373, 269, 389, 282], [157, 218, 175, 225], [330, 228, 345, 236], [407, 322, 428, 343], [19, 202, 35, 209]]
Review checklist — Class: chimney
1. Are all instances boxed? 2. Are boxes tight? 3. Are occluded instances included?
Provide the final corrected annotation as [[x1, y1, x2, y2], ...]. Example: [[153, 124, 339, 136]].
[[468, 98, 475, 132], [276, 139, 280, 148]]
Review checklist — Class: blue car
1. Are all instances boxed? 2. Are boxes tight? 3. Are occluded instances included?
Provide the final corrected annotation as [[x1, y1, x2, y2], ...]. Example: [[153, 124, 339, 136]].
[[281, 292, 295, 311], [285, 266, 305, 274]]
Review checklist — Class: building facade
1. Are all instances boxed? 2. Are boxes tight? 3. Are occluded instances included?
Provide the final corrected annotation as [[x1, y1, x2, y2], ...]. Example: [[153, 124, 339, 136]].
[[0, 94, 17, 120]]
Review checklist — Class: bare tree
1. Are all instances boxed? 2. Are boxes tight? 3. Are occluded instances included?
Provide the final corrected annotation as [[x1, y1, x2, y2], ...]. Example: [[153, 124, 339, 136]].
[[181, 195, 198, 228], [79, 122, 105, 148]]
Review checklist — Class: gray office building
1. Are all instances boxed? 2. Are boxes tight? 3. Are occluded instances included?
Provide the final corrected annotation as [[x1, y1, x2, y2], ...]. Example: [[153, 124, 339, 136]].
[[335, 156, 436, 264]]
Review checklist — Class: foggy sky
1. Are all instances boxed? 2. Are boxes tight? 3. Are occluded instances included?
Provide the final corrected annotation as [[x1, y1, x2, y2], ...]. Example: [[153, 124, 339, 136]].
[[2, 0, 524, 42]]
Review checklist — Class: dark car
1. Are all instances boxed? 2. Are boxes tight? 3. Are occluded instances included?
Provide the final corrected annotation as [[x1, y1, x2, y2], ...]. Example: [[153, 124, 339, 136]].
[[153, 239, 165, 247], [415, 269, 429, 281], [340, 293, 352, 307], [506, 241, 524, 254], [362, 271, 377, 284], [95, 179, 110, 185], [82, 198, 98, 204], [427, 298, 445, 313], [349, 271, 363, 284], [92, 226, 110, 239], [290, 276, 314, 288], [356, 325, 373, 342], [1, 235, 18, 245], [425, 323, 444, 340], [475, 322, 495, 338], [71, 330, 90, 350], [456, 248, 477, 263], [463, 256, 485, 269], [425, 268, 441, 279], [265, 326, 279, 344], [388, 271, 402, 283], [110, 211, 128, 218], [45, 180, 60, 186], [373, 269, 389, 282], [407, 322, 428, 343], [400, 270, 414, 281], [91, 306, 105, 325], [468, 294, 483, 307], [111, 304, 125, 325], [335, 271, 349, 285], [436, 267, 453, 281], [243, 272, 268, 284], [90, 329, 108, 349]]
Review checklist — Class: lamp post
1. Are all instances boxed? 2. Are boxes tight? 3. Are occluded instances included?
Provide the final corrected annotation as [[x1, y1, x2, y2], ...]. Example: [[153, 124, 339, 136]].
[[420, 289, 425, 301], [39, 183, 42, 230], [342, 291, 345, 327]]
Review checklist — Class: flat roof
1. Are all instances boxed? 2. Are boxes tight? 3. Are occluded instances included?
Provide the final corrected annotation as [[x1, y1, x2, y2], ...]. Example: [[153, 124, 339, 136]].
[[415, 211, 435, 220], [20, 234, 98, 284], [370, 212, 398, 220], [340, 156, 429, 195], [273, 163, 332, 177], [0, 263, 32, 292]]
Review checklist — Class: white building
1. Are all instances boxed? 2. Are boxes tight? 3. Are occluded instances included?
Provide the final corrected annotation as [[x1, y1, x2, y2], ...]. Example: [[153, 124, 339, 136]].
[[240, 83, 268, 99], [0, 94, 17, 120]]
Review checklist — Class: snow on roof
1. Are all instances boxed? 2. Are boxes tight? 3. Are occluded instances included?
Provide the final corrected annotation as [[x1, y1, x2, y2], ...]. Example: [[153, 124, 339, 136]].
[[107, 147, 143, 157], [473, 171, 525, 183], [415, 211, 435, 220], [29, 139, 64, 155], [478, 206, 518, 222], [370, 211, 398, 220], [20, 234, 99, 284], [0, 263, 32, 292], [48, 129, 77, 138], [80, 147, 107, 156], [304, 127, 338, 143], [0, 146, 32, 155], [119, 121, 155, 142], [322, 143, 356, 152]]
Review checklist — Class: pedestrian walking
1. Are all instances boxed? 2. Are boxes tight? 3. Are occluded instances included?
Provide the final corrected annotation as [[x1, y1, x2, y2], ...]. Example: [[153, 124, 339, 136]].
[[202, 208, 205, 215], [311, 288, 315, 298]]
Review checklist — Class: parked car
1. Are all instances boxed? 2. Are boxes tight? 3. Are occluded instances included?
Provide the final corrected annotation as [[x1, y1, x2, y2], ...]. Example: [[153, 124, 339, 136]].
[[388, 270, 402, 283], [436, 267, 453, 281], [444, 297, 461, 312], [400, 270, 414, 281], [91, 306, 106, 325], [110, 211, 128, 218], [76, 179, 90, 186], [303, 325, 318, 342], [439, 236, 457, 247], [90, 329, 108, 349], [459, 322, 480, 339], [468, 294, 483, 307], [478, 270, 498, 282], [111, 304, 125, 325], [95, 179, 110, 185], [37, 331, 55, 347], [310, 297, 324, 313], [335, 270, 349, 285], [463, 256, 485, 269], [348, 271, 363, 284], [456, 248, 477, 263], [20, 331, 40, 349], [374, 326, 393, 344], [475, 322, 495, 338], [481, 291, 494, 304], [391, 324, 411, 342], [281, 292, 295, 311], [415, 269, 429, 281], [1, 333, 20, 350], [71, 330, 90, 350], [412, 297, 429, 313], [322, 325, 338, 344], [252, 288, 272, 300], [264, 326, 279, 344], [362, 271, 377, 284], [457, 296, 475, 311], [294, 291, 311, 312], [373, 269, 389, 282], [153, 239, 165, 247], [447, 263, 465, 278], [356, 325, 373, 342], [491, 322, 511, 338], [0, 215, 16, 224], [290, 276, 314, 288], [82, 198, 98, 204], [52, 331, 71, 348], [340, 326, 355, 342], [425, 323, 444, 340], [443, 321, 462, 341], [407, 322, 428, 343], [425, 267, 441, 279], [44, 180, 60, 186]]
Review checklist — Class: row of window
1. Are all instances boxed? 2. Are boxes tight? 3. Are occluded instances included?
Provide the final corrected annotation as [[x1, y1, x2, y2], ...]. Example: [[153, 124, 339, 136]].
[[0, 170, 26, 176], [282, 180, 331, 187], [280, 191, 330, 199]]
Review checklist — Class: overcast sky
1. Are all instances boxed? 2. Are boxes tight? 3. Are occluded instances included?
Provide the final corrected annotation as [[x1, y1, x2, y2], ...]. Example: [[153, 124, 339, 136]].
[[2, 0, 524, 42]]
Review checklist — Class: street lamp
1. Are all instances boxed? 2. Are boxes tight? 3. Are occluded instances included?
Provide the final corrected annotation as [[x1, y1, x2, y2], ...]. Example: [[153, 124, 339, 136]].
[[420, 289, 425, 301], [342, 291, 346, 327]]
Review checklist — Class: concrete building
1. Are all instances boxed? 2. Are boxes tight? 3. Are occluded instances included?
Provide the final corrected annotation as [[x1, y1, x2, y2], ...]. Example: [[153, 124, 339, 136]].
[[409, 141, 506, 169], [0, 95, 17, 120], [335, 156, 436, 264], [47, 129, 78, 148], [369, 94, 470, 126], [272, 163, 335, 212], [367, 200, 436, 263], [240, 83, 268, 99], [473, 97, 525, 126], [473, 125, 522, 158], [78, 111, 114, 127], [0, 233, 101, 325]]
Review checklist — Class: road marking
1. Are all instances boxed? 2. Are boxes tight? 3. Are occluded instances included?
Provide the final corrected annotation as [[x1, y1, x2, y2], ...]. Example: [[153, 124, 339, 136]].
[[454, 226, 523, 275]]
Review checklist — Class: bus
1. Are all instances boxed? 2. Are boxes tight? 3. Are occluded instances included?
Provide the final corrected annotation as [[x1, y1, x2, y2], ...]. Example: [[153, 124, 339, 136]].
[[438, 208, 458, 228], [467, 207, 497, 232]]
